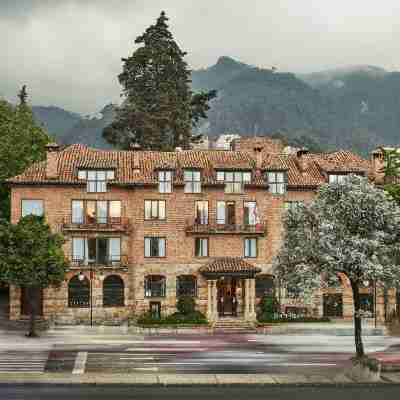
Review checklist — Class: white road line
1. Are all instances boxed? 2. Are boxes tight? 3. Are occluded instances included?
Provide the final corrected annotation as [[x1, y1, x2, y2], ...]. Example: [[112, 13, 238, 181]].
[[72, 351, 88, 375], [125, 348, 206, 352], [119, 357, 155, 360], [133, 367, 158, 371]]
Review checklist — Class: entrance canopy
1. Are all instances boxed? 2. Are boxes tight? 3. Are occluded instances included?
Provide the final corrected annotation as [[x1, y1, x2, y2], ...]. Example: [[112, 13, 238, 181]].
[[199, 257, 261, 279]]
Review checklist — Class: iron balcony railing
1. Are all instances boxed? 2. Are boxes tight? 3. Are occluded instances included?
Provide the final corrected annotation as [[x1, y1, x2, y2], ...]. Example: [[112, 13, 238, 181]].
[[62, 216, 131, 233], [69, 254, 129, 268], [185, 218, 267, 236]]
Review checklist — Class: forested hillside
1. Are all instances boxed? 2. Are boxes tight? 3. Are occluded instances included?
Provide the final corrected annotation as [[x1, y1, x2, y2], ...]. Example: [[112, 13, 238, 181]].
[[30, 57, 400, 156]]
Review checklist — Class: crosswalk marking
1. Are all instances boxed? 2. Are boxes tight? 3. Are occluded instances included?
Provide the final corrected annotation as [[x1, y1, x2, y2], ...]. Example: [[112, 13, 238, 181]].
[[0, 351, 48, 373]]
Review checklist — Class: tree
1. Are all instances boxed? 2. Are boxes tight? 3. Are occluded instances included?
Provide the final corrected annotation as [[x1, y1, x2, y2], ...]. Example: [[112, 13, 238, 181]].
[[0, 216, 67, 337], [103, 11, 216, 151], [274, 176, 400, 357], [382, 148, 400, 206], [0, 88, 51, 220]]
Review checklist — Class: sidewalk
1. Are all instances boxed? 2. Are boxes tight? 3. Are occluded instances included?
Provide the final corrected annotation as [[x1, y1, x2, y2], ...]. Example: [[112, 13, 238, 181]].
[[0, 372, 399, 385]]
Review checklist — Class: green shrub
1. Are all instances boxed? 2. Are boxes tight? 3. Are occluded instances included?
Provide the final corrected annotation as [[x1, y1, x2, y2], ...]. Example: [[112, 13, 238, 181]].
[[176, 296, 196, 315], [258, 295, 279, 318], [258, 316, 331, 323], [135, 309, 208, 326]]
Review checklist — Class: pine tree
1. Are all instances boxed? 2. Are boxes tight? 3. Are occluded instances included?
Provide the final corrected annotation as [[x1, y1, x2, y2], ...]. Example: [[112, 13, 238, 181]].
[[103, 11, 216, 151]]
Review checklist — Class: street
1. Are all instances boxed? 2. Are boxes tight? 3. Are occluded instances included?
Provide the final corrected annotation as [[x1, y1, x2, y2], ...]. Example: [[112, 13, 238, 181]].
[[1, 329, 399, 375], [1, 383, 399, 400]]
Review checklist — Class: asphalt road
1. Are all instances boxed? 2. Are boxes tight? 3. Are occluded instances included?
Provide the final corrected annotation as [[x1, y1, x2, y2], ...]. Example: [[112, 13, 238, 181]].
[[41, 333, 400, 375], [1, 384, 399, 400]]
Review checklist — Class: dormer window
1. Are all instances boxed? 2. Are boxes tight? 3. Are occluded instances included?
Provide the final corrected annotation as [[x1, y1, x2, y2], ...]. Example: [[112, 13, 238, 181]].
[[158, 171, 172, 193], [78, 169, 115, 193], [216, 171, 251, 194], [267, 171, 287, 194], [328, 174, 348, 184], [184, 170, 201, 193]]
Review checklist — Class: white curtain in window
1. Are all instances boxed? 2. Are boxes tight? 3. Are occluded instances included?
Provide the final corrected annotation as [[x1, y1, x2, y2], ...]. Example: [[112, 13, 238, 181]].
[[158, 238, 166, 257], [217, 202, 226, 224], [145, 238, 151, 257], [109, 238, 121, 261]]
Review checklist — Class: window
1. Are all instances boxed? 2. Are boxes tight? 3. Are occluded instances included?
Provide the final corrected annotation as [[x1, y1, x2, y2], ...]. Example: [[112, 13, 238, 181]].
[[286, 285, 302, 298], [158, 171, 172, 193], [244, 201, 258, 225], [328, 174, 348, 184], [217, 201, 235, 225], [284, 201, 303, 211], [323, 294, 343, 317], [256, 275, 275, 298], [195, 238, 208, 257], [72, 200, 122, 224], [68, 275, 90, 308], [195, 201, 208, 224], [72, 237, 121, 265], [267, 171, 286, 194], [216, 171, 251, 193], [176, 275, 197, 297], [144, 237, 166, 257], [21, 200, 44, 217], [360, 293, 374, 315], [103, 275, 124, 307], [144, 275, 166, 297], [184, 170, 201, 193], [144, 200, 166, 220], [78, 169, 115, 193], [244, 238, 257, 258]]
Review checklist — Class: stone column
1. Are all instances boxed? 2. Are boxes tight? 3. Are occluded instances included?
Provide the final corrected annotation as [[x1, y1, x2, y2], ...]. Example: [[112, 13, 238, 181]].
[[244, 279, 250, 321], [207, 280, 213, 321], [212, 280, 218, 321], [250, 278, 256, 320]]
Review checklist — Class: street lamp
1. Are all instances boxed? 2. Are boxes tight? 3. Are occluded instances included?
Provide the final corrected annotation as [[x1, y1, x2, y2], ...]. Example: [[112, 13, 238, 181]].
[[78, 266, 94, 327]]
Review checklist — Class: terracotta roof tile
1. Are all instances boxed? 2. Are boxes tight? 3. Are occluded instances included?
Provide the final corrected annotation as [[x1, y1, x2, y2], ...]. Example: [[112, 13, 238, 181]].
[[199, 257, 261, 275], [7, 143, 373, 188]]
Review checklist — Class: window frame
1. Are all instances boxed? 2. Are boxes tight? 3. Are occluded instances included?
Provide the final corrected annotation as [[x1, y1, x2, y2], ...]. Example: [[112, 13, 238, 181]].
[[243, 201, 258, 226], [176, 275, 198, 297], [244, 237, 257, 258], [195, 201, 209, 225], [144, 275, 166, 298], [71, 200, 122, 225], [71, 236, 121, 265], [21, 199, 44, 218], [195, 237, 209, 258], [144, 200, 166, 221], [158, 170, 173, 193], [184, 170, 202, 193], [77, 169, 115, 193], [144, 237, 166, 258], [216, 170, 251, 194], [266, 171, 287, 195], [103, 275, 125, 307]]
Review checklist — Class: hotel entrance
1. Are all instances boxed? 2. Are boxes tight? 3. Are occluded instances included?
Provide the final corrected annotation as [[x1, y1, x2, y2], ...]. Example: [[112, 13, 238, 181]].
[[217, 277, 238, 317]]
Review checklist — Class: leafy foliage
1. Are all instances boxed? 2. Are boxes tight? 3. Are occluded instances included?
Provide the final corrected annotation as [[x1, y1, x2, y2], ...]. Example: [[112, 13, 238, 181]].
[[176, 295, 196, 315], [0, 95, 51, 220], [103, 11, 216, 151], [274, 176, 400, 356], [136, 310, 207, 326], [0, 216, 68, 336]]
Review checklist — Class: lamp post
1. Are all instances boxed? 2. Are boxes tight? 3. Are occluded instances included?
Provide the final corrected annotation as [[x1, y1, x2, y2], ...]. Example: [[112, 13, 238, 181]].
[[374, 280, 377, 329], [78, 266, 102, 327]]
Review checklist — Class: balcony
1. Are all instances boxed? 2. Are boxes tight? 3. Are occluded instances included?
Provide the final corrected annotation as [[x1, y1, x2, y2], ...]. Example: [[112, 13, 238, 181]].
[[69, 254, 129, 269], [185, 219, 267, 236], [61, 217, 131, 233]]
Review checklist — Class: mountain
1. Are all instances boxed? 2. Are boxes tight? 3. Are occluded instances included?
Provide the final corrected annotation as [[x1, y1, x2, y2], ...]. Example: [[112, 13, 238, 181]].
[[30, 57, 400, 156]]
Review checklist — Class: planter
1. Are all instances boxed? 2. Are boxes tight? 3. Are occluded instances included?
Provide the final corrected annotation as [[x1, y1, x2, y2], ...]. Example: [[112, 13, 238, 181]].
[[346, 356, 381, 382]]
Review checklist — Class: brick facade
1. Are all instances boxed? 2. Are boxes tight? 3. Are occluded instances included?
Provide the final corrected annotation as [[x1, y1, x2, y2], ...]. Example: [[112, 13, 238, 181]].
[[6, 140, 398, 324]]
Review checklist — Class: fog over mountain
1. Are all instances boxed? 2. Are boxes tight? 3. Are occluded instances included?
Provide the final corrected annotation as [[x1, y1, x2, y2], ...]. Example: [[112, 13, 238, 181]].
[[29, 56, 400, 156]]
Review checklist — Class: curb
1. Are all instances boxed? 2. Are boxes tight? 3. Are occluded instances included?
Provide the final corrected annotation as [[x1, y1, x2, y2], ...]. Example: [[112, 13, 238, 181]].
[[0, 373, 399, 386]]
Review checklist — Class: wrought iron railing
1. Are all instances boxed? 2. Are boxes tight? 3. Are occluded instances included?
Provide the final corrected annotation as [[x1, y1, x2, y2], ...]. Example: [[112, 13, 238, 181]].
[[185, 219, 267, 235], [62, 217, 131, 232], [69, 254, 129, 268]]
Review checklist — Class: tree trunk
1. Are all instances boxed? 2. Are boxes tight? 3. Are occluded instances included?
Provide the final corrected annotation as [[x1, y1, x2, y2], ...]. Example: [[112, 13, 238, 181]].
[[26, 287, 38, 338], [350, 280, 364, 358]]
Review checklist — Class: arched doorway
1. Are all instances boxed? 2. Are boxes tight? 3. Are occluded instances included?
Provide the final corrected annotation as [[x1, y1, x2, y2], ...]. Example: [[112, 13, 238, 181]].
[[0, 283, 9, 318]]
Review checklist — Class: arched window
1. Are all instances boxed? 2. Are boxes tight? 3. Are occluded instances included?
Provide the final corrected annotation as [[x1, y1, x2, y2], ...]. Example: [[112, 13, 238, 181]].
[[256, 275, 275, 298], [323, 293, 343, 317], [176, 275, 197, 297], [103, 275, 125, 307], [144, 275, 166, 298], [68, 275, 90, 308]]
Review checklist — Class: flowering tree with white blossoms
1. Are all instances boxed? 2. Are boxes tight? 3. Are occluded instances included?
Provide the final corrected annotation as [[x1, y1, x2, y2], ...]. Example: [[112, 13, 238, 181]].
[[274, 175, 400, 357]]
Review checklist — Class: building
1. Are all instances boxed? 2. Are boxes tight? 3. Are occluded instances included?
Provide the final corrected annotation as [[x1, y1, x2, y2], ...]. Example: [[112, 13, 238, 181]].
[[4, 139, 398, 325]]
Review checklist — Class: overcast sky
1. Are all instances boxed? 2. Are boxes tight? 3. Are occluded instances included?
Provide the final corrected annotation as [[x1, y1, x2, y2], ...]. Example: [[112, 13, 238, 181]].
[[1, 0, 400, 114]]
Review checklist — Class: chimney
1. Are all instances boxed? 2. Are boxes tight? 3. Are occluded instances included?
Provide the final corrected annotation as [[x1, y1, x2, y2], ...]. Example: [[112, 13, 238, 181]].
[[296, 148, 309, 172], [371, 147, 386, 183], [45, 143, 59, 180], [254, 146, 263, 169]]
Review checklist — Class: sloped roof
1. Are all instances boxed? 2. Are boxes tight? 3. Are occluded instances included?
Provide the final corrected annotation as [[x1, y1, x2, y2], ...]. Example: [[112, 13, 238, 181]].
[[7, 143, 372, 188], [199, 257, 261, 276]]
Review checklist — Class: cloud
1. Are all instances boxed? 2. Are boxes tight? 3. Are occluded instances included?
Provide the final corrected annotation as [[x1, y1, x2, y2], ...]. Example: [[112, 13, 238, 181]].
[[1, 0, 400, 113]]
